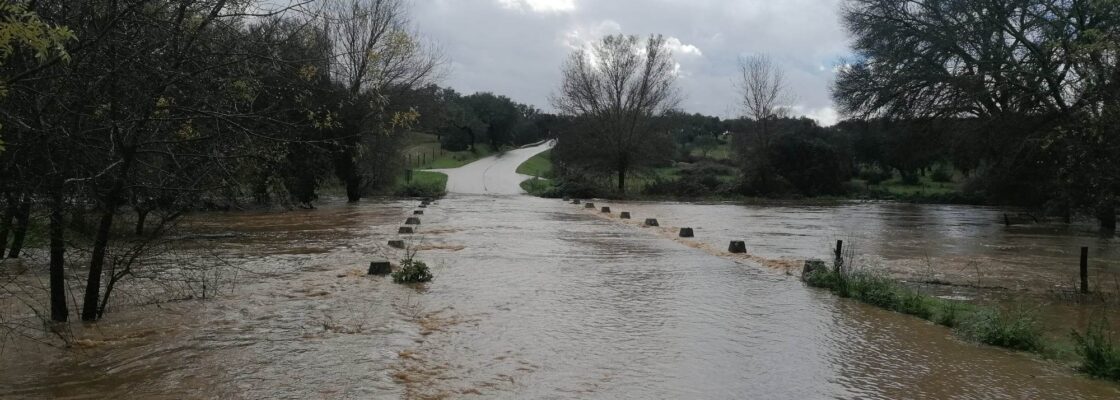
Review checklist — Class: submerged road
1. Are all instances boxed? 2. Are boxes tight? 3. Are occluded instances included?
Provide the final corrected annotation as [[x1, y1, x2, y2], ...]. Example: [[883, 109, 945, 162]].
[[426, 140, 553, 195], [4, 139, 1119, 398]]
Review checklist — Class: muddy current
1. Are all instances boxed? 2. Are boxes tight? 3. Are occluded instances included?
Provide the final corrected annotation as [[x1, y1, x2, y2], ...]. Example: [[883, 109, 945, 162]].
[[2, 194, 1119, 399]]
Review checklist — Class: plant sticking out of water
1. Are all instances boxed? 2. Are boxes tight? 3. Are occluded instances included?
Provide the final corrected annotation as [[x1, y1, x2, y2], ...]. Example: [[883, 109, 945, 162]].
[[389, 237, 433, 284], [956, 306, 1045, 352], [804, 268, 971, 327], [805, 266, 1044, 352], [392, 259, 433, 284], [1071, 318, 1120, 380]]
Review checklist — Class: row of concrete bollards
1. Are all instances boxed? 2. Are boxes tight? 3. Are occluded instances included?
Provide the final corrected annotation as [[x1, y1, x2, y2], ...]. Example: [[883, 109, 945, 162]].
[[564, 197, 754, 253], [374, 198, 435, 275]]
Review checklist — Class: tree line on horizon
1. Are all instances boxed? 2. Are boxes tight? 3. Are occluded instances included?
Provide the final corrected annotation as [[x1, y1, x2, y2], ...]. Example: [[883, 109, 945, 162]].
[[0, 0, 1116, 331], [546, 0, 1118, 234]]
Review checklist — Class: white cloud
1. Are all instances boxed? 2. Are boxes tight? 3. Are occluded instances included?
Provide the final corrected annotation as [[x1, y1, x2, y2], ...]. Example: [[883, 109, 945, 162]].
[[497, 0, 576, 13], [665, 37, 703, 57], [413, 0, 853, 119], [792, 106, 840, 126]]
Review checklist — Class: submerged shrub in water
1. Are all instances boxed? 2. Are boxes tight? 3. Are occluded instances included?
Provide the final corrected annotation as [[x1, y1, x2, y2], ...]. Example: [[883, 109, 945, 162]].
[[1072, 320, 1120, 380], [958, 307, 1044, 352], [392, 259, 433, 283]]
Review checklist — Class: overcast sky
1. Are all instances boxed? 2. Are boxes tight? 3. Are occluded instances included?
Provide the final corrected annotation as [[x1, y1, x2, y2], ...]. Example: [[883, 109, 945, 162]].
[[409, 0, 851, 125]]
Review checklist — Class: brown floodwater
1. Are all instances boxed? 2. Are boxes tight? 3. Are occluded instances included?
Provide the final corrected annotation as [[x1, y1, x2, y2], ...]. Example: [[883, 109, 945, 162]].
[[2, 195, 1119, 398], [607, 201, 1120, 293]]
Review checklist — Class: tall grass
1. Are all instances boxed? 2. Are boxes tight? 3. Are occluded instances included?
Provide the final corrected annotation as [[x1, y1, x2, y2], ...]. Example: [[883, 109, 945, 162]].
[[1072, 319, 1120, 380], [804, 269, 1043, 351]]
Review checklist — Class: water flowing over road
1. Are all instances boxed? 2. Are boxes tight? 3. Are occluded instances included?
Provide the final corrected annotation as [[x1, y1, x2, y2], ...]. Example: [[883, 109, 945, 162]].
[[2, 145, 1119, 398]]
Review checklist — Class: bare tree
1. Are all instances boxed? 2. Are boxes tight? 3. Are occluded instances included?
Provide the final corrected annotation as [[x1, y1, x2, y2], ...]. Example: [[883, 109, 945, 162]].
[[738, 55, 792, 122], [322, 0, 443, 202], [734, 54, 795, 194], [552, 34, 680, 193]]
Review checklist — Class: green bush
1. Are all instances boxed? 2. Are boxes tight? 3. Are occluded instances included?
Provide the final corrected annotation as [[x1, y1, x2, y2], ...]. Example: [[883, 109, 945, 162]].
[[957, 307, 1045, 352], [1072, 320, 1120, 380], [392, 259, 433, 283], [930, 166, 953, 183]]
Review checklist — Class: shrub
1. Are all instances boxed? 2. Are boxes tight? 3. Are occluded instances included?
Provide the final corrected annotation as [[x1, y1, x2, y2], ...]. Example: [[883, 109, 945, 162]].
[[931, 165, 953, 183], [957, 307, 1045, 352], [1072, 319, 1120, 380], [392, 259, 433, 283], [858, 167, 892, 185]]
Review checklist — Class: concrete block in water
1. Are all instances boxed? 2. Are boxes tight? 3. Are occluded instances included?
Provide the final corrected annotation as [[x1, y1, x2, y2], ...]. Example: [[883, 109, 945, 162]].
[[644, 218, 659, 227], [679, 228, 694, 238], [420, 200, 431, 206], [585, 203, 595, 209], [620, 212, 631, 219], [563, 196, 571, 202], [413, 210, 424, 215], [801, 259, 827, 280], [398, 226, 415, 234], [368, 260, 392, 275], [388, 240, 405, 249], [418, 204, 427, 208], [572, 199, 581, 204], [601, 206, 611, 213], [728, 241, 747, 253], [405, 217, 421, 225]]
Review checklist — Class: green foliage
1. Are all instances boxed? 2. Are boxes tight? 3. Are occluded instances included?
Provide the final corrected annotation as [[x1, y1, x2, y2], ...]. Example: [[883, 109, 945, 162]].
[[516, 150, 552, 177], [520, 177, 560, 197], [930, 165, 953, 183], [804, 268, 1046, 352], [392, 258, 433, 283], [395, 171, 447, 198], [1072, 319, 1120, 380], [957, 307, 1045, 352]]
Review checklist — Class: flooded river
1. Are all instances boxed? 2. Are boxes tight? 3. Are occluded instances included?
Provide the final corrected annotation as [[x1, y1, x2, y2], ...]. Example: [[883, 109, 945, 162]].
[[2, 144, 1119, 398]]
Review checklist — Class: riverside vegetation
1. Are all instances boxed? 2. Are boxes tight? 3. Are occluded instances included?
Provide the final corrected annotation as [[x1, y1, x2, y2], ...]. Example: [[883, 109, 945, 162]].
[[803, 264, 1120, 381]]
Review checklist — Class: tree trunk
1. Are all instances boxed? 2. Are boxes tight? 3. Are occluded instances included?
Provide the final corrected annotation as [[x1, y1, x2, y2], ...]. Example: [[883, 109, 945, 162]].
[[82, 154, 131, 321], [81, 205, 117, 321], [135, 208, 148, 236], [616, 159, 628, 194], [7, 198, 31, 258], [345, 176, 362, 203], [49, 185, 68, 322], [1099, 205, 1117, 234], [0, 195, 15, 258]]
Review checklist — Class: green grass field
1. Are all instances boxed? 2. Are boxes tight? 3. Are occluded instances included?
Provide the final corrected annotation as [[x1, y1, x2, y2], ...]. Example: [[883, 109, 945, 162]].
[[516, 150, 552, 177], [402, 132, 494, 169], [852, 174, 962, 196], [394, 170, 448, 197]]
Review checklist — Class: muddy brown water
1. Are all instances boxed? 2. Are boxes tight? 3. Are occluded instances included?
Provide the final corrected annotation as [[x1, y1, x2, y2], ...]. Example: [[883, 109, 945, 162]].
[[2, 196, 1119, 399]]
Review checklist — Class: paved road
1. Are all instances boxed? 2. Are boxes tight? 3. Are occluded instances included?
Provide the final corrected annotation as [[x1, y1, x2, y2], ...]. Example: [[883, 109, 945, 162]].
[[426, 141, 553, 195]]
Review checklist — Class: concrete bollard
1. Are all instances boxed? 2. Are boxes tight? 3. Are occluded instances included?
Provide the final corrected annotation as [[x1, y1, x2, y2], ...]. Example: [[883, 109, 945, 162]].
[[644, 218, 659, 227], [405, 217, 421, 225], [601, 206, 611, 213], [413, 210, 424, 215], [398, 226, 415, 234], [368, 260, 392, 275], [388, 240, 405, 249], [585, 203, 595, 209], [620, 212, 631, 219], [801, 259, 827, 280], [728, 241, 747, 253], [572, 199, 581, 204], [679, 227, 694, 237]]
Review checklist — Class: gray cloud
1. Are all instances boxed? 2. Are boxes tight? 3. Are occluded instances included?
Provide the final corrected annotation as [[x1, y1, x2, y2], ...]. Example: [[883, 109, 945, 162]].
[[412, 0, 850, 124]]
